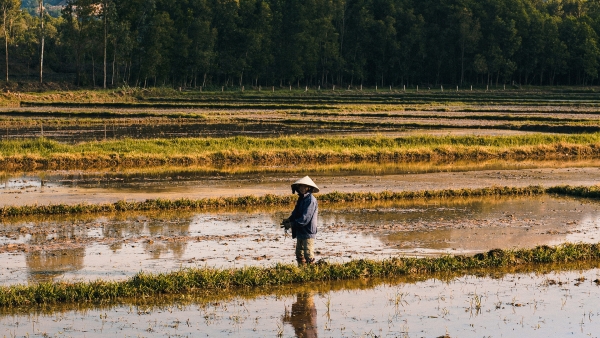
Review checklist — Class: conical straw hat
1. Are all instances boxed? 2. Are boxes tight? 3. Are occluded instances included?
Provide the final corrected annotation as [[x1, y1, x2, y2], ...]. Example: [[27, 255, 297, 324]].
[[292, 176, 320, 193]]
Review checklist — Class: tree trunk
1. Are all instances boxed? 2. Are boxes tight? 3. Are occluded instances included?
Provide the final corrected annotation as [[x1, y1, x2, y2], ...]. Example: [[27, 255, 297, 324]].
[[39, 0, 44, 84], [3, 8, 8, 82], [103, 0, 107, 89], [460, 43, 465, 85], [122, 61, 127, 86], [112, 47, 116, 86], [92, 55, 96, 87]]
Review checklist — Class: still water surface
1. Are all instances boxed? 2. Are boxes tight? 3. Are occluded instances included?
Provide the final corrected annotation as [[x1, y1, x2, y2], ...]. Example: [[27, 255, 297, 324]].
[[1, 268, 600, 337], [3, 159, 600, 207], [0, 195, 599, 285]]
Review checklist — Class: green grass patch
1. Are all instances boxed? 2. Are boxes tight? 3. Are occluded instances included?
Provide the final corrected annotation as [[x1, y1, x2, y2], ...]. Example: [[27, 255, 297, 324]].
[[0, 242, 598, 307], [296, 110, 600, 123], [0, 185, 553, 217], [2, 134, 600, 169], [2, 184, 600, 218]]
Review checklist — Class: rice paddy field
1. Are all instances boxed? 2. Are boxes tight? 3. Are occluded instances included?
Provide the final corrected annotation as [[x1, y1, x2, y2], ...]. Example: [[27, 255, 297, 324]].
[[3, 87, 600, 336]]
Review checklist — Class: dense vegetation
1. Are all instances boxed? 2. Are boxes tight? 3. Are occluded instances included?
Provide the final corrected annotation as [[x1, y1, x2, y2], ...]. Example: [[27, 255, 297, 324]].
[[4, 0, 600, 88]]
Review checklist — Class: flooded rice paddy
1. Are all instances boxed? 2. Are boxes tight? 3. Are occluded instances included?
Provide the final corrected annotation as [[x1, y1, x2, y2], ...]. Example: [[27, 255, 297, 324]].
[[0, 122, 537, 143], [2, 159, 600, 206], [4, 95, 600, 336], [2, 268, 600, 337], [0, 122, 306, 141], [2, 102, 600, 142], [0, 195, 599, 285]]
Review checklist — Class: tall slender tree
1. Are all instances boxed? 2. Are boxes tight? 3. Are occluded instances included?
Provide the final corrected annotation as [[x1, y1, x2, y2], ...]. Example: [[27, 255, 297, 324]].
[[455, 6, 481, 85], [9, 0, 600, 87], [62, 0, 98, 86], [99, 0, 114, 88], [37, 0, 43, 84], [0, 0, 20, 81]]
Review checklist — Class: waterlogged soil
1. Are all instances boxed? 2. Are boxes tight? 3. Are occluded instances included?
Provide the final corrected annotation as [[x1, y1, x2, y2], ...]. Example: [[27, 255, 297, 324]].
[[0, 195, 599, 284], [0, 122, 535, 143], [3, 268, 600, 337], [2, 159, 600, 207], [0, 122, 310, 142], [2, 104, 600, 141]]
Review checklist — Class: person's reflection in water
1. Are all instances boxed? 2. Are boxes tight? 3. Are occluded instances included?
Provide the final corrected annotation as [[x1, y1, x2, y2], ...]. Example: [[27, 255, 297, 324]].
[[284, 292, 318, 338]]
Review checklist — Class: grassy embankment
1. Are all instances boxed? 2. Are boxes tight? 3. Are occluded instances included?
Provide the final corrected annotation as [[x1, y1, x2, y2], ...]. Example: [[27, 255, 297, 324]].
[[1, 133, 600, 169], [4, 259, 596, 314], [0, 242, 598, 307], [3, 157, 589, 179], [0, 184, 598, 217], [5, 108, 599, 122], [6, 85, 600, 108], [17, 91, 600, 110]]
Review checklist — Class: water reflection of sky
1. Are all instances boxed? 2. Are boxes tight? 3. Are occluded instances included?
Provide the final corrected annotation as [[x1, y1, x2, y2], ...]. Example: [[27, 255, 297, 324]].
[[0, 195, 599, 284], [0, 177, 44, 189], [3, 158, 600, 193], [561, 213, 600, 244], [2, 268, 600, 337]]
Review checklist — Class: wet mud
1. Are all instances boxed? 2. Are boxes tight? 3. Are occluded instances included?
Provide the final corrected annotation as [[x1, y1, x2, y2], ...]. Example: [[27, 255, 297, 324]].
[[2, 103, 600, 142], [2, 159, 600, 207], [2, 99, 600, 333], [2, 267, 600, 337], [0, 195, 598, 285], [0, 122, 536, 143]]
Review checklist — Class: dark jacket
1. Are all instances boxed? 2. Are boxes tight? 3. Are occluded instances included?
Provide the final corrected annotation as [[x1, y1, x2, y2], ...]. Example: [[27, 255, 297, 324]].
[[290, 192, 318, 239]]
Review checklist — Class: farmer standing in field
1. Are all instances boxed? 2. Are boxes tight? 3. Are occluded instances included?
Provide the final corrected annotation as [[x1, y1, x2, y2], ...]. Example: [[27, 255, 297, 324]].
[[281, 176, 319, 266]]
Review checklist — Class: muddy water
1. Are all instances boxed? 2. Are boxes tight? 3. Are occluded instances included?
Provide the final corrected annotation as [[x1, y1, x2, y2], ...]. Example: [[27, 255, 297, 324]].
[[2, 159, 600, 207], [2, 268, 600, 337], [0, 121, 536, 142], [0, 122, 354, 142], [0, 195, 599, 285]]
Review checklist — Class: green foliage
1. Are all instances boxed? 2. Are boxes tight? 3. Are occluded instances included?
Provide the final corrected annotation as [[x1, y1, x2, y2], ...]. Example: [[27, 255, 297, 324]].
[[9, 0, 600, 87]]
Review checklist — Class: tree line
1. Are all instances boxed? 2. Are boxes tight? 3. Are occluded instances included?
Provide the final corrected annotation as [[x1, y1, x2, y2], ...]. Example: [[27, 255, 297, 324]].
[[3, 0, 600, 89]]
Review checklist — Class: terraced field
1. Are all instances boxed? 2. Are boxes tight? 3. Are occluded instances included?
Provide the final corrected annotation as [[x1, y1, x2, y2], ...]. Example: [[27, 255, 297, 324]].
[[2, 88, 600, 336], [5, 90, 600, 143]]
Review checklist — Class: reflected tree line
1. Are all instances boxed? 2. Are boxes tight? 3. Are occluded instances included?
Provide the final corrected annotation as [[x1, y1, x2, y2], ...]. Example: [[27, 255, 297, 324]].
[[13, 201, 487, 283], [21, 215, 190, 282], [4, 0, 600, 88]]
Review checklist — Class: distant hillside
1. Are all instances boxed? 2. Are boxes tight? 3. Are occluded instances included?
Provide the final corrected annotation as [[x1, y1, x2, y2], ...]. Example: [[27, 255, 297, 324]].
[[22, 0, 67, 17]]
